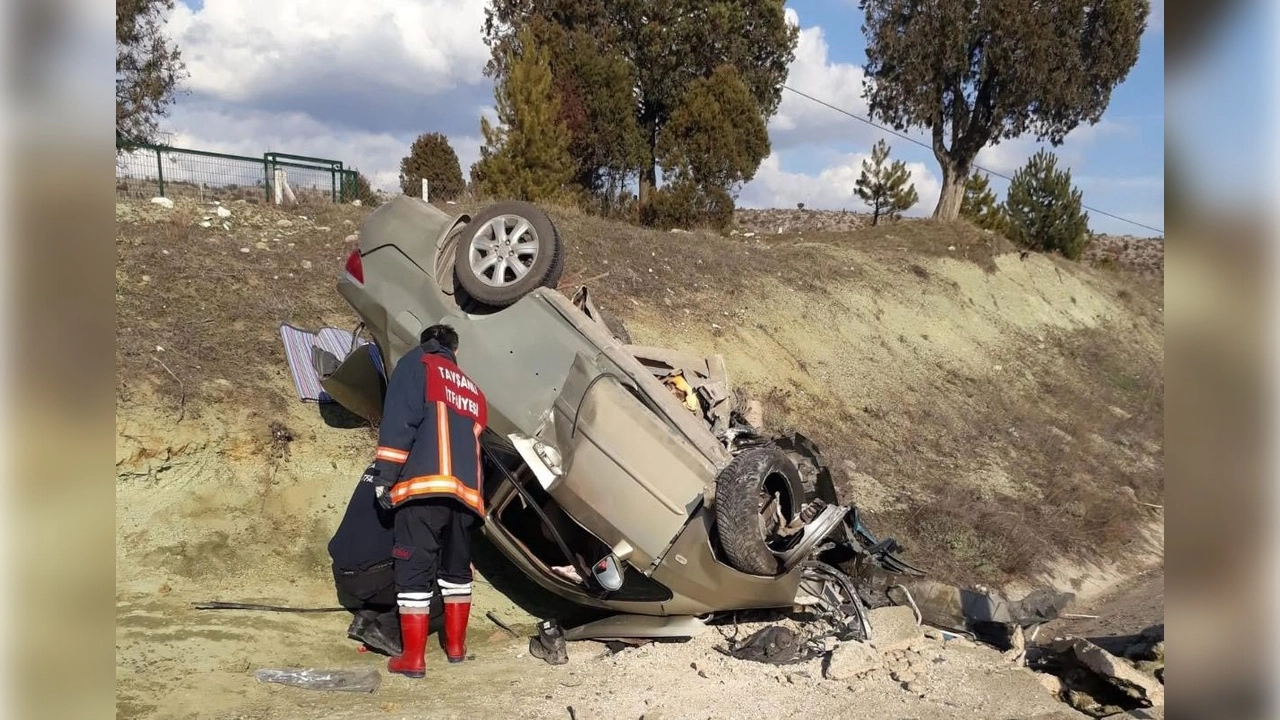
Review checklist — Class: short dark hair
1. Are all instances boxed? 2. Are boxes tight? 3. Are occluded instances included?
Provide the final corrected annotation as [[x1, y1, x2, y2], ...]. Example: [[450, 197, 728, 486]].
[[420, 323, 459, 351]]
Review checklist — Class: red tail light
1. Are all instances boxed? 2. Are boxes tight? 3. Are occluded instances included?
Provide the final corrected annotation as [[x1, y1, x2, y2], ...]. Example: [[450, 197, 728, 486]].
[[344, 249, 364, 284]]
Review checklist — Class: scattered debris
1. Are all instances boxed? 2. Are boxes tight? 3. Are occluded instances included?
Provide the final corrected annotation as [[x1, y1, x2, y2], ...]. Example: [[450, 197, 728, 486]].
[[253, 668, 379, 693], [1001, 625, 1026, 664], [216, 206, 232, 218], [863, 575, 1073, 650], [661, 371, 701, 414], [1031, 637, 1164, 717], [193, 601, 345, 613], [1034, 671, 1066, 697], [716, 625, 827, 666], [485, 611, 520, 638], [529, 619, 569, 666], [865, 605, 923, 651], [822, 640, 880, 680], [1122, 624, 1164, 667], [150, 196, 175, 209]]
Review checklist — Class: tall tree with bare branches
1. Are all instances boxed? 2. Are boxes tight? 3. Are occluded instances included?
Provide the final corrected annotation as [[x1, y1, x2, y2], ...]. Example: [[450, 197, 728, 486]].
[[858, 0, 1149, 220]]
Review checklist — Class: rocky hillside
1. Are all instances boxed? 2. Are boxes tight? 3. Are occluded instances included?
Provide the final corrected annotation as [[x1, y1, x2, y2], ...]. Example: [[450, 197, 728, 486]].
[[734, 207, 1164, 277]]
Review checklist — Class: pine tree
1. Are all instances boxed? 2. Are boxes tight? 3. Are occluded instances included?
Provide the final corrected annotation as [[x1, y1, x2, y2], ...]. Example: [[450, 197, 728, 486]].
[[473, 26, 575, 203], [398, 132, 465, 200], [854, 140, 919, 226], [1003, 149, 1091, 260], [960, 170, 1006, 232]]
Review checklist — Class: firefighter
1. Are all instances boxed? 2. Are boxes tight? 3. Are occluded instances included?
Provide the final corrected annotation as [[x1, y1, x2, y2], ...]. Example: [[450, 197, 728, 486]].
[[366, 323, 488, 678]]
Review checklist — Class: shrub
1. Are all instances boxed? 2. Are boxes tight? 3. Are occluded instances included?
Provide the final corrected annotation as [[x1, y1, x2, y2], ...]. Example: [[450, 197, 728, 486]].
[[1003, 149, 1090, 260], [644, 180, 733, 231], [398, 132, 465, 201], [347, 171, 382, 207]]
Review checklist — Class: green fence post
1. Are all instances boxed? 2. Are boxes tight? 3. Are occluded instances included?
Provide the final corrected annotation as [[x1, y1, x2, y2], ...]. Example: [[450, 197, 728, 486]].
[[155, 146, 166, 197], [263, 155, 271, 203]]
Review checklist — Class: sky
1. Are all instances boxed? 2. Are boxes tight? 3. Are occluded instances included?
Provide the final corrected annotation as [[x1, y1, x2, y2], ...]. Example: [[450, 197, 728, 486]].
[[161, 0, 1168, 237]]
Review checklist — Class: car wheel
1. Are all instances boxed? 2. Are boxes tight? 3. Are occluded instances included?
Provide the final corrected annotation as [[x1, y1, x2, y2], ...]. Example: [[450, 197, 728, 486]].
[[713, 447, 806, 576], [454, 201, 565, 307]]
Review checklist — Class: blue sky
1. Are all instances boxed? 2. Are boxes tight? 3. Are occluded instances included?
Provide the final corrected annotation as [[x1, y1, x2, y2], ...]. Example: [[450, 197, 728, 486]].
[[162, 0, 1167, 237]]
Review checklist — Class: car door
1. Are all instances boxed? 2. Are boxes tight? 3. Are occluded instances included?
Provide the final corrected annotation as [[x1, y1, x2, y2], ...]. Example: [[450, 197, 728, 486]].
[[545, 352, 715, 575]]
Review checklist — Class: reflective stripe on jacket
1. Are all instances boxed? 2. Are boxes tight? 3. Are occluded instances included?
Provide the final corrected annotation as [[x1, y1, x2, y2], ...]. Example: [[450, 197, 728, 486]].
[[371, 340, 488, 516]]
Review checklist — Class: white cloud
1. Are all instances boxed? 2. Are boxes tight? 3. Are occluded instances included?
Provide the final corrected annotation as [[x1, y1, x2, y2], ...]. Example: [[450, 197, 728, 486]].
[[1075, 175, 1164, 191], [740, 152, 942, 216], [769, 9, 877, 150], [974, 120, 1130, 177], [157, 0, 499, 193], [166, 0, 490, 105]]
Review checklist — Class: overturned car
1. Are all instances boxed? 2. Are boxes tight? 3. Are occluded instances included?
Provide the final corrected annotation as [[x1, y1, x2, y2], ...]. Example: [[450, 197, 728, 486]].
[[321, 196, 921, 640]]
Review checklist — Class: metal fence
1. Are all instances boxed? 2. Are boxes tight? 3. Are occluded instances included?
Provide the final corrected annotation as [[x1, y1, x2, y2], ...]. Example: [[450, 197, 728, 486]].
[[115, 142, 360, 204]]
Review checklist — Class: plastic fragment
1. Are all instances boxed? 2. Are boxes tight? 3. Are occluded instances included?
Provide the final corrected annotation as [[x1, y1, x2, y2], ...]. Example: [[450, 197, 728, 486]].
[[253, 667, 381, 693]]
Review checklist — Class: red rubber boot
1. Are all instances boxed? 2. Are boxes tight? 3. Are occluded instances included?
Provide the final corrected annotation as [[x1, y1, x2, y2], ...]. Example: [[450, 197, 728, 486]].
[[386, 610, 428, 678], [443, 600, 470, 663]]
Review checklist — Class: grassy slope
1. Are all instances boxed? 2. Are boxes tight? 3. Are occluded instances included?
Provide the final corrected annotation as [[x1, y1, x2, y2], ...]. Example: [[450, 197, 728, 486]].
[[116, 197, 1163, 588]]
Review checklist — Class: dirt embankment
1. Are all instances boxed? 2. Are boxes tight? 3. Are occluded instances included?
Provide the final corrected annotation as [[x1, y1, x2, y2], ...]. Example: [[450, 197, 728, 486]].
[[116, 197, 1163, 719], [734, 207, 1165, 278]]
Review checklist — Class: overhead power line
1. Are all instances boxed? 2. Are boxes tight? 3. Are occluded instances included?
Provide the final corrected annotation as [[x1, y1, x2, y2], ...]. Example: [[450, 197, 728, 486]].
[[781, 85, 1165, 236]]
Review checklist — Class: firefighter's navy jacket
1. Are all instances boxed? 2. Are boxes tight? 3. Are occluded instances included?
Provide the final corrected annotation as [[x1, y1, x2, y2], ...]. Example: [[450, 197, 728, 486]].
[[372, 340, 489, 516]]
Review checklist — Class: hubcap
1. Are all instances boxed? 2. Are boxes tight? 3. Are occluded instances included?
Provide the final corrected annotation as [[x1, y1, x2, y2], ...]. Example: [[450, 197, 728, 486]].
[[467, 215, 540, 288]]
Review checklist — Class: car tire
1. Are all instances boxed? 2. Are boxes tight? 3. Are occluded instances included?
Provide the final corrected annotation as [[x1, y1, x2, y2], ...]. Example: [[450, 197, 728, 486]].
[[713, 447, 806, 576], [454, 201, 565, 307]]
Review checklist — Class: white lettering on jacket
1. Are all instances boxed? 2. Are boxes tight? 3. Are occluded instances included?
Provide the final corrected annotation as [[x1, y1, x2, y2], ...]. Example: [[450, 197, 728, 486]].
[[437, 366, 479, 394], [444, 386, 480, 417]]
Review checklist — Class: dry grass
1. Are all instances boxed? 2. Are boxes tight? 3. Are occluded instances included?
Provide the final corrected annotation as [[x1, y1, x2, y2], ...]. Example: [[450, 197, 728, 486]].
[[876, 326, 1164, 584], [115, 197, 372, 417]]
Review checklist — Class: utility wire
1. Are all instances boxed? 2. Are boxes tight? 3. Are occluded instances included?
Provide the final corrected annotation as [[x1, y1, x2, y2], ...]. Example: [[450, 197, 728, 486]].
[[781, 85, 1165, 236]]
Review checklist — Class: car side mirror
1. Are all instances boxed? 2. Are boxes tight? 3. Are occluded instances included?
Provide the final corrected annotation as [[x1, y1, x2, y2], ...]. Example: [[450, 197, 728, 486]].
[[591, 554, 625, 592]]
